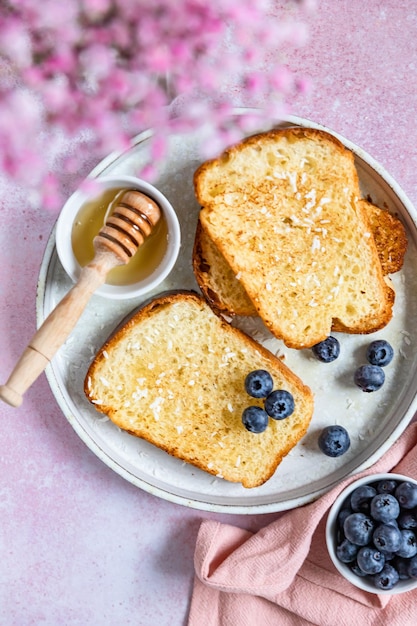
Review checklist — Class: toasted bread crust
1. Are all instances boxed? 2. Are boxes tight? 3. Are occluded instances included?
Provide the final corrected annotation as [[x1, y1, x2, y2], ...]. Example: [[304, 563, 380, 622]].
[[361, 200, 407, 275], [192, 219, 257, 316], [85, 292, 314, 488], [194, 127, 396, 348]]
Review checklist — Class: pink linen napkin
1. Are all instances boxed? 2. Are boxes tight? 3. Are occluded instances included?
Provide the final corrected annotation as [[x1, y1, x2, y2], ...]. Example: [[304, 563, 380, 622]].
[[188, 422, 417, 626]]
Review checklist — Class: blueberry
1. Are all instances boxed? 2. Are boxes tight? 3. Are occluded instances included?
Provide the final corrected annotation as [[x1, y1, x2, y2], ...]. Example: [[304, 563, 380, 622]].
[[318, 425, 350, 457], [395, 481, 417, 509], [392, 556, 411, 580], [354, 364, 385, 392], [336, 538, 359, 563], [344, 512, 375, 546], [373, 523, 402, 553], [376, 479, 398, 495], [242, 406, 269, 433], [264, 389, 294, 420], [366, 340, 394, 367], [357, 546, 385, 574], [312, 336, 340, 362], [408, 555, 417, 579], [244, 370, 274, 398], [398, 511, 417, 530], [350, 561, 368, 577], [336, 507, 352, 543], [370, 493, 400, 523], [397, 529, 417, 558], [372, 563, 400, 590], [350, 485, 377, 513], [337, 506, 353, 529]]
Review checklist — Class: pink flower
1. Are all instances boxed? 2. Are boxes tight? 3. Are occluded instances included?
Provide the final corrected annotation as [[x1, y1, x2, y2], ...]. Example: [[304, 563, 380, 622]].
[[0, 0, 314, 208]]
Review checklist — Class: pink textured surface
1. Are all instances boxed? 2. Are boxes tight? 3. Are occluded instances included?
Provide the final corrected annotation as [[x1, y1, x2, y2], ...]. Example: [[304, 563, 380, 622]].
[[1, 2, 417, 624]]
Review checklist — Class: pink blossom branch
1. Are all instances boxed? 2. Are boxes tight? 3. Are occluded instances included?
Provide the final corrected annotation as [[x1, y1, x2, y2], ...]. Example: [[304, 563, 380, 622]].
[[0, 0, 315, 209]]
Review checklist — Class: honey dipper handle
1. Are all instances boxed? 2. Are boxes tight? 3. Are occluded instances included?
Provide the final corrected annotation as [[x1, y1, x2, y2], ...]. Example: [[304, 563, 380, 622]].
[[0, 250, 117, 407]]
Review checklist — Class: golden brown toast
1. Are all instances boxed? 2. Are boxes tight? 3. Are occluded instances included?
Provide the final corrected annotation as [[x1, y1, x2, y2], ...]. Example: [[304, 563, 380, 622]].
[[194, 127, 396, 348], [192, 199, 407, 319], [84, 292, 314, 488]]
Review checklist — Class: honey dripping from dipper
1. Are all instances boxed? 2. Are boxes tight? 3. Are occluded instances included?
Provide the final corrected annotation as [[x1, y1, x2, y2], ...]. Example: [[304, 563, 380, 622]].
[[71, 187, 168, 285]]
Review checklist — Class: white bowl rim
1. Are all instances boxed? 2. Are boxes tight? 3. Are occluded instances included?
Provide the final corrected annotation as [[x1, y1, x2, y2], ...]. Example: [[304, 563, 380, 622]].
[[55, 174, 181, 300], [326, 472, 417, 595]]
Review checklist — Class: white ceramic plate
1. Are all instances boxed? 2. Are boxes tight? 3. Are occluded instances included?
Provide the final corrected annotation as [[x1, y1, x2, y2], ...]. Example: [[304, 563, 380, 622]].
[[37, 112, 417, 513]]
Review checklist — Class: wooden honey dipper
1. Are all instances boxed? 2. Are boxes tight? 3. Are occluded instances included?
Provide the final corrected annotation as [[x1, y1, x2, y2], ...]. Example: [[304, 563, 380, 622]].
[[0, 189, 161, 407]]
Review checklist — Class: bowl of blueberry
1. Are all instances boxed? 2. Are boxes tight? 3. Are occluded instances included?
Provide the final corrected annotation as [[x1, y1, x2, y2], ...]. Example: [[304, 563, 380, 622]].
[[326, 473, 417, 594]]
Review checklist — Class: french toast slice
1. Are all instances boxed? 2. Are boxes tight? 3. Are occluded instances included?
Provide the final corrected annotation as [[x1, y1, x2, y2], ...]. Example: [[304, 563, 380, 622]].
[[85, 292, 314, 488], [194, 127, 396, 349]]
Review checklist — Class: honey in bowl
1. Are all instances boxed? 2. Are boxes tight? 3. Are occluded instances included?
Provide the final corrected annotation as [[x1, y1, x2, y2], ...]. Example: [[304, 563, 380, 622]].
[[71, 187, 168, 286]]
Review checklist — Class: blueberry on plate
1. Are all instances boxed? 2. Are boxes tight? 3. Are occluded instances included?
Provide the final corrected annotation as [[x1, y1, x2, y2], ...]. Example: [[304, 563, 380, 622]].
[[244, 369, 274, 398], [366, 339, 394, 367], [264, 389, 294, 420], [242, 406, 269, 433], [312, 336, 340, 363], [354, 364, 385, 392], [318, 425, 350, 457]]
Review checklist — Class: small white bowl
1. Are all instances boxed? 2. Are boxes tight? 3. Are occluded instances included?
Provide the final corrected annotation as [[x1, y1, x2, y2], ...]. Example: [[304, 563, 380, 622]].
[[326, 472, 417, 594], [56, 175, 181, 299]]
